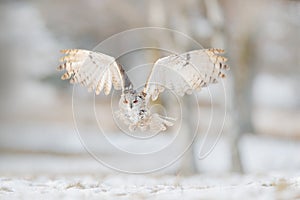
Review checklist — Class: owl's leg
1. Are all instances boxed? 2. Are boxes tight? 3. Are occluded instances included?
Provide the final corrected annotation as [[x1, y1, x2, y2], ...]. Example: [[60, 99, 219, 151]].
[[129, 124, 137, 132], [115, 110, 124, 120], [139, 124, 148, 132], [149, 113, 176, 132]]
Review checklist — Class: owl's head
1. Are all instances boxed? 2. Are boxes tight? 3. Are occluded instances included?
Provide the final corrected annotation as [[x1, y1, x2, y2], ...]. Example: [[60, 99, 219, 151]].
[[119, 90, 149, 126], [120, 90, 146, 109]]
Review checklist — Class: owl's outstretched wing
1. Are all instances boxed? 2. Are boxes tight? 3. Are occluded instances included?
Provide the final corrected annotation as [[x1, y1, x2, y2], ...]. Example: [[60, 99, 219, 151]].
[[57, 49, 132, 95], [143, 49, 229, 101]]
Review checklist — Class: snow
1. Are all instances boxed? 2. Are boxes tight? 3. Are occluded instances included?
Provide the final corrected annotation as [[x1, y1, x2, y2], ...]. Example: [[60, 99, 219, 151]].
[[1, 173, 300, 199], [1, 123, 300, 199]]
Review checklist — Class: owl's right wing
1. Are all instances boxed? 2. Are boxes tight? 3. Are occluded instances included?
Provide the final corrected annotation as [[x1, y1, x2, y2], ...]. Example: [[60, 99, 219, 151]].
[[143, 49, 229, 101], [57, 49, 132, 95]]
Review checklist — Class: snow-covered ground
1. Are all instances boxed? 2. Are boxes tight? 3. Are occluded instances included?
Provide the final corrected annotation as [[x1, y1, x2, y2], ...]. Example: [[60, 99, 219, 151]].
[[1, 122, 300, 199], [1, 173, 300, 199]]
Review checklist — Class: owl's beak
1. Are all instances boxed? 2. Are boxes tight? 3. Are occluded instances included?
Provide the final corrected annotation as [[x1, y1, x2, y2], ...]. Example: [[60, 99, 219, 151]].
[[130, 103, 133, 109]]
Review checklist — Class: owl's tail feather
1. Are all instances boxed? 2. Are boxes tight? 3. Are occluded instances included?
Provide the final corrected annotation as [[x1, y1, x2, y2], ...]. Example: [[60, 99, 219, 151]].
[[149, 113, 176, 132]]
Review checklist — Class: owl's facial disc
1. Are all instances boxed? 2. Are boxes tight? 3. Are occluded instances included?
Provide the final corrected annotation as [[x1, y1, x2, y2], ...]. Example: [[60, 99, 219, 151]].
[[122, 92, 137, 109]]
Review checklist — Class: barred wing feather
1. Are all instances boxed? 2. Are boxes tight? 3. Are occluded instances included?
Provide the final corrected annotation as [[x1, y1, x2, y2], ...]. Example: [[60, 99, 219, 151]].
[[144, 49, 229, 101], [58, 49, 124, 95]]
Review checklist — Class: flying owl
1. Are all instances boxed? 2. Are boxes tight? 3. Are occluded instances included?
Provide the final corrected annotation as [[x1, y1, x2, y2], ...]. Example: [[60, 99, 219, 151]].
[[57, 48, 229, 132]]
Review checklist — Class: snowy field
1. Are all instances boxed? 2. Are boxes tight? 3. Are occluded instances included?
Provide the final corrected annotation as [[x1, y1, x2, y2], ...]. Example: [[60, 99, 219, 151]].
[[1, 173, 300, 199], [1, 123, 300, 199]]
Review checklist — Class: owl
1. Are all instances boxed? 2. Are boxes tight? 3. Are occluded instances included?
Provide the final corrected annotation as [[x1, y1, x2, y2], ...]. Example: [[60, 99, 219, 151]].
[[57, 48, 229, 132]]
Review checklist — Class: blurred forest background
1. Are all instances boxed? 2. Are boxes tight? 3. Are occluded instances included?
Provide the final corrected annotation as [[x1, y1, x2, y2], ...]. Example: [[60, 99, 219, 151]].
[[0, 0, 299, 177]]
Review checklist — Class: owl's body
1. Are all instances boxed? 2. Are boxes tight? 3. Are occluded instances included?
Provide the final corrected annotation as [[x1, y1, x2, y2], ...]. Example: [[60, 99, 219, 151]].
[[117, 89, 150, 131], [116, 88, 175, 132], [57, 48, 229, 132]]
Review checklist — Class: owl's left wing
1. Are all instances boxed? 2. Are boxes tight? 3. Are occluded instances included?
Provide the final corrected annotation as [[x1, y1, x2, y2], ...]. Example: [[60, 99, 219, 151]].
[[57, 49, 128, 95], [143, 49, 229, 101]]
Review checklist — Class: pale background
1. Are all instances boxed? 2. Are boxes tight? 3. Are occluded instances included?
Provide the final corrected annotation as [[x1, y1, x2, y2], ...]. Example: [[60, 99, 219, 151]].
[[0, 0, 299, 199]]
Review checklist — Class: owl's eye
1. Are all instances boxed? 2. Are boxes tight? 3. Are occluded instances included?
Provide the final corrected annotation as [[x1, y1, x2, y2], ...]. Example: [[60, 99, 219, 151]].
[[133, 99, 138, 103], [123, 100, 128, 104]]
